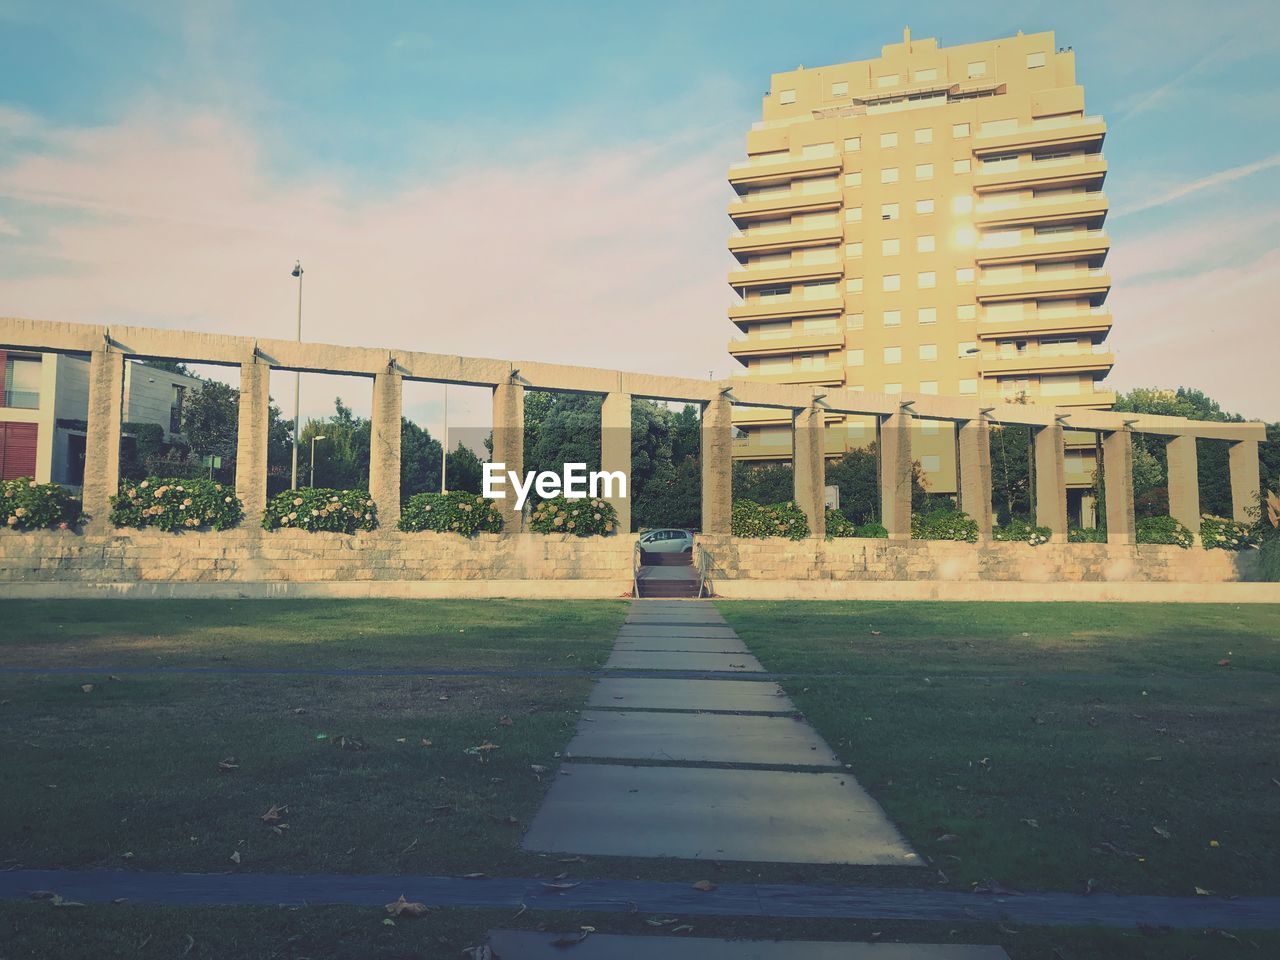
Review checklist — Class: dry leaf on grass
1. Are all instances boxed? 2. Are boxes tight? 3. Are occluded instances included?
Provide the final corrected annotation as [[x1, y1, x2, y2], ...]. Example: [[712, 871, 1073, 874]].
[[259, 804, 288, 825], [1153, 826, 1171, 839], [80, 684, 94, 694], [229, 851, 241, 864], [217, 758, 239, 772], [540, 880, 581, 892], [498, 715, 514, 726], [691, 880, 717, 892], [384, 894, 430, 918]]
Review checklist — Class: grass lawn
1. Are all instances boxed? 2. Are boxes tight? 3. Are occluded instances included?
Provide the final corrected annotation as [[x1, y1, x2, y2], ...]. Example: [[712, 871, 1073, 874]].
[[718, 601, 1280, 898]]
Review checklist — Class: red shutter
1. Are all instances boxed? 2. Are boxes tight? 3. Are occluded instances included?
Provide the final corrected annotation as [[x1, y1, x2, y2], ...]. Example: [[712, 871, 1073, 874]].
[[0, 422, 38, 480], [0, 350, 7, 406]]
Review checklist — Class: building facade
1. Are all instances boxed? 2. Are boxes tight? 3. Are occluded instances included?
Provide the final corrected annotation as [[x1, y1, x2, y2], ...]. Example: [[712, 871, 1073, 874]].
[[0, 350, 200, 485], [727, 29, 1112, 517]]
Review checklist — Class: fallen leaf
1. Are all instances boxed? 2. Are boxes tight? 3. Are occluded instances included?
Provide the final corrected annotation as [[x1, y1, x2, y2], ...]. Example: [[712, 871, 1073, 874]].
[[51, 895, 86, 908], [421, 739, 433, 747], [1020, 818, 1040, 829], [80, 684, 94, 694], [691, 880, 717, 892], [1195, 886, 1213, 896], [645, 918, 677, 926], [462, 947, 494, 960], [550, 930, 592, 947], [1153, 826, 1171, 840], [229, 851, 241, 864], [671, 925, 694, 935], [259, 804, 288, 825], [498, 716, 514, 726], [384, 894, 430, 918], [1217, 659, 1231, 667], [541, 881, 581, 892], [217, 758, 239, 772]]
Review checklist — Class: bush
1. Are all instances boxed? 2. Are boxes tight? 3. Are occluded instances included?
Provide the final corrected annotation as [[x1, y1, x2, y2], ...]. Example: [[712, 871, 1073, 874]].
[[825, 508, 857, 538], [263, 488, 376, 533], [1136, 515, 1194, 548], [528, 495, 618, 537], [399, 491, 503, 536], [1068, 526, 1108, 544], [911, 508, 978, 543], [731, 499, 809, 540], [3, 478, 82, 531], [1258, 538, 1280, 582], [1200, 515, 1256, 551], [110, 477, 242, 532], [993, 517, 1052, 546], [854, 521, 888, 539]]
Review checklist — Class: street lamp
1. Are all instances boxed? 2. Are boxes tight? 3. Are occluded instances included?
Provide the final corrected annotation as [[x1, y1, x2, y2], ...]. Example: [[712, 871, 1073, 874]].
[[290, 260, 304, 490], [441, 385, 448, 493], [310, 435, 326, 488]]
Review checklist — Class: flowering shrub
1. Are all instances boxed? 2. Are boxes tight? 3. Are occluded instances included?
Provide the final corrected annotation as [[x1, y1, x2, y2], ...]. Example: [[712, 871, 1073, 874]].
[[825, 508, 858, 538], [730, 499, 809, 540], [110, 477, 242, 531], [1068, 526, 1108, 544], [1136, 515, 1194, 548], [911, 508, 979, 543], [855, 521, 889, 539], [994, 518, 1052, 546], [399, 491, 503, 536], [262, 488, 377, 533], [1199, 515, 1255, 551], [3, 478, 82, 531], [528, 495, 617, 537]]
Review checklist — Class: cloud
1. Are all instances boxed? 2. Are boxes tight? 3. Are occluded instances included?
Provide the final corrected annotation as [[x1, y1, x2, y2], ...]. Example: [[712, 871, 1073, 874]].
[[1115, 152, 1280, 217], [0, 214, 19, 237]]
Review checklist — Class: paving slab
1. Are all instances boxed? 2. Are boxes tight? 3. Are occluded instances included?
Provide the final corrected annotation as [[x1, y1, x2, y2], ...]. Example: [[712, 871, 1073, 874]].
[[624, 614, 728, 627], [487, 931, 1009, 959], [605, 650, 765, 672], [565, 710, 839, 766], [587, 677, 794, 713], [617, 628, 740, 642], [523, 763, 917, 864], [614, 635, 750, 653]]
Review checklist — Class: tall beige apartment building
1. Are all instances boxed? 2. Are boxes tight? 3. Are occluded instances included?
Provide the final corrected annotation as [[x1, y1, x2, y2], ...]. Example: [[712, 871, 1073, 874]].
[[727, 28, 1113, 519]]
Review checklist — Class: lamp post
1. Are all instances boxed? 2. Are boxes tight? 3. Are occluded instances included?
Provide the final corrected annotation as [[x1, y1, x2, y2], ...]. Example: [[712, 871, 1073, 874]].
[[310, 435, 326, 488], [441, 385, 448, 493], [290, 260, 304, 490]]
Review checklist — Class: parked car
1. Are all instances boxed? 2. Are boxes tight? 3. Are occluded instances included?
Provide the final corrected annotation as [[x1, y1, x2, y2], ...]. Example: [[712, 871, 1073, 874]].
[[637, 528, 694, 559]]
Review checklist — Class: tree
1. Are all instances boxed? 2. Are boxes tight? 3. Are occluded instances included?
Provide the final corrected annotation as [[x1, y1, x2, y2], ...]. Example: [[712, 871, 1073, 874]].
[[826, 447, 879, 525], [182, 380, 239, 462], [446, 443, 484, 493], [401, 418, 443, 498], [142, 359, 191, 376], [732, 461, 793, 505]]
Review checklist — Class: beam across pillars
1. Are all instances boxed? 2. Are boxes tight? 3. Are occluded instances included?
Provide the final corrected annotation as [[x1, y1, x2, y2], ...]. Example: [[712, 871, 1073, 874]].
[[234, 357, 272, 521], [792, 404, 826, 540], [701, 394, 733, 536], [369, 369, 403, 527], [1101, 429, 1136, 546], [1033, 424, 1068, 542], [1166, 435, 1200, 539], [600, 391, 632, 535], [82, 348, 125, 532], [957, 418, 993, 541], [879, 408, 913, 541], [491, 379, 525, 534], [1228, 439, 1261, 523]]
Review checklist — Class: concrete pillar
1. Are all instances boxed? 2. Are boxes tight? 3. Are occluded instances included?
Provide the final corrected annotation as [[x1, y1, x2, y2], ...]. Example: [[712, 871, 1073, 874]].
[[1166, 435, 1200, 537], [700, 394, 733, 535], [1102, 429, 1136, 546], [1033, 424, 1068, 542], [792, 404, 826, 539], [600, 391, 632, 534], [491, 380, 524, 533], [235, 358, 272, 522], [369, 370, 403, 527], [879, 409, 913, 541], [82, 348, 125, 531], [957, 418, 993, 540], [1228, 439, 1261, 523]]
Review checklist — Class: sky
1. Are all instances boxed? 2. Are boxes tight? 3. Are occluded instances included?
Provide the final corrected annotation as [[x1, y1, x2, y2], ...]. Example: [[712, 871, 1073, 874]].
[[1, 0, 1277, 431]]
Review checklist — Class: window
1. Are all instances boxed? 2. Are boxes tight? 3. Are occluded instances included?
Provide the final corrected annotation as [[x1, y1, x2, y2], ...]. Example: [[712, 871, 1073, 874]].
[[881, 202, 899, 220], [778, 89, 796, 104], [884, 347, 902, 364], [844, 242, 863, 258], [847, 419, 866, 438], [845, 277, 864, 293], [918, 343, 937, 361], [844, 136, 861, 152], [881, 167, 899, 183], [919, 381, 939, 396], [957, 304, 977, 320], [967, 60, 987, 78], [844, 171, 862, 186], [980, 118, 1019, 136], [921, 455, 942, 472], [915, 198, 935, 214], [952, 195, 974, 213], [846, 313, 865, 329], [3, 354, 41, 409], [959, 378, 977, 395], [914, 67, 938, 82], [884, 382, 902, 395], [803, 142, 835, 158], [921, 419, 941, 435], [916, 234, 935, 252], [881, 238, 900, 256], [757, 321, 790, 340], [915, 163, 934, 181], [800, 317, 837, 333], [803, 280, 838, 300], [917, 270, 936, 289], [1041, 374, 1083, 396], [914, 127, 933, 144], [882, 274, 901, 292], [958, 340, 977, 357], [831, 80, 849, 96], [1027, 51, 1046, 69], [883, 309, 902, 326], [876, 74, 899, 88], [799, 247, 838, 264], [918, 306, 937, 324], [953, 158, 972, 174], [846, 349, 864, 366], [956, 267, 975, 284], [880, 132, 898, 148], [845, 206, 863, 222], [756, 284, 791, 301], [953, 122, 971, 138]]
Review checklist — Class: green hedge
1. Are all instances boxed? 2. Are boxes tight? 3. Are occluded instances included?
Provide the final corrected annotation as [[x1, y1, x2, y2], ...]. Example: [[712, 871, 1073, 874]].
[[262, 488, 377, 533], [910, 508, 978, 543], [398, 491, 503, 535], [855, 521, 888, 539], [1259, 538, 1280, 582], [3, 478, 82, 531], [731, 499, 809, 540], [110, 477, 242, 531], [1068, 526, 1107, 544], [1136, 515, 1194, 548], [528, 495, 618, 536], [993, 518, 1052, 546], [1200, 515, 1255, 551]]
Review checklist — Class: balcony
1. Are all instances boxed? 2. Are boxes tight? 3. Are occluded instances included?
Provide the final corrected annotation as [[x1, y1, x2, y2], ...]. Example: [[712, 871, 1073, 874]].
[[729, 294, 844, 325], [728, 186, 842, 222], [974, 153, 1107, 193], [972, 115, 1107, 155], [977, 309, 1113, 341], [981, 349, 1115, 377], [974, 191, 1109, 229], [976, 269, 1110, 303], [728, 222, 844, 257], [728, 154, 842, 189], [980, 386, 1116, 409], [976, 230, 1109, 267], [728, 330, 845, 360], [742, 366, 846, 386], [731, 406, 793, 426], [728, 260, 842, 288], [1, 389, 40, 410]]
